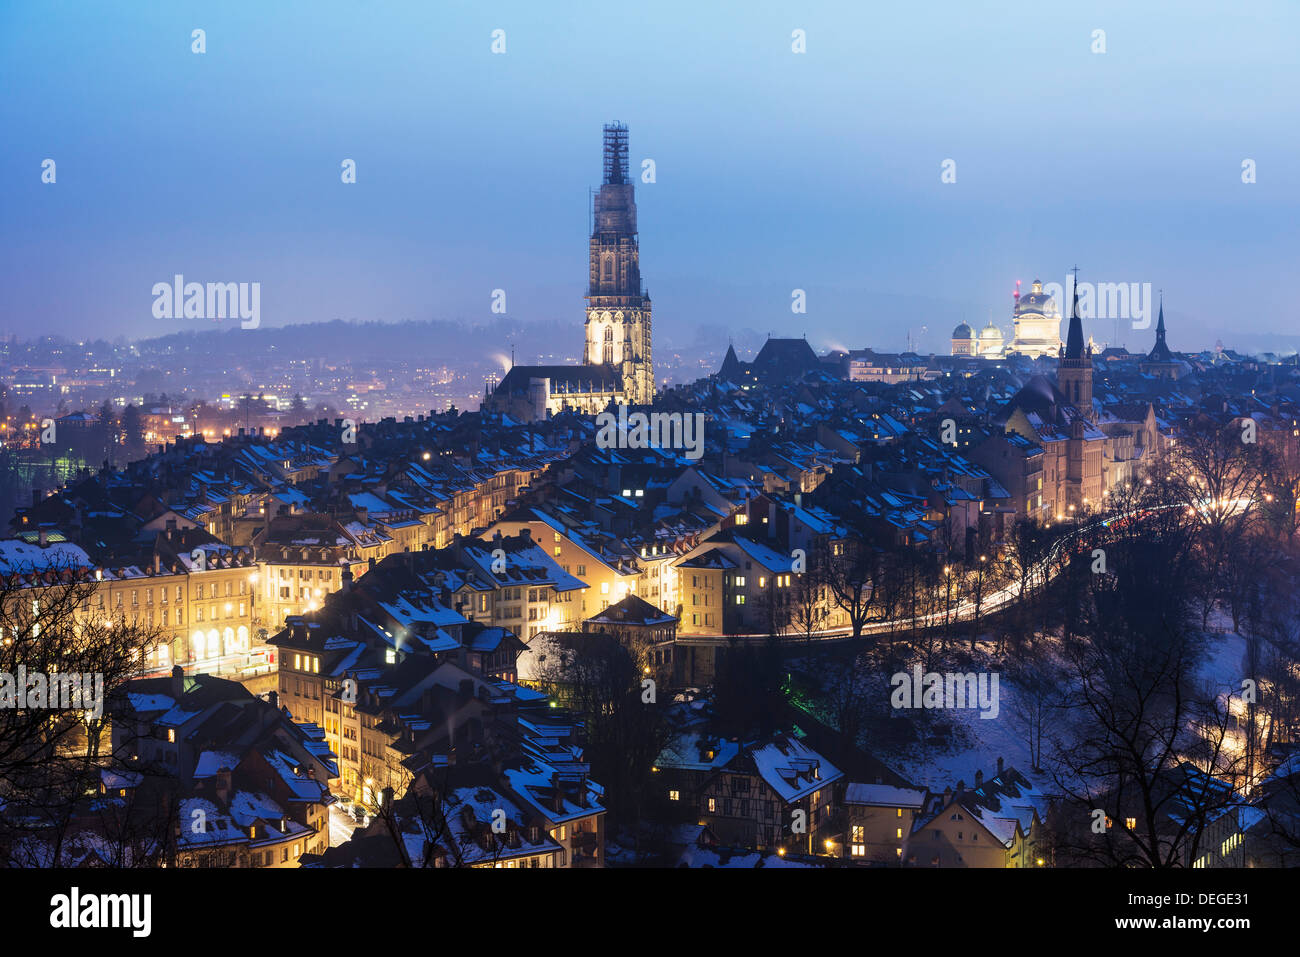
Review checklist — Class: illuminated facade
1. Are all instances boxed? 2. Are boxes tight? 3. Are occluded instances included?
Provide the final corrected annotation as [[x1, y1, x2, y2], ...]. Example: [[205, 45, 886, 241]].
[[486, 124, 654, 420], [1008, 279, 1063, 358]]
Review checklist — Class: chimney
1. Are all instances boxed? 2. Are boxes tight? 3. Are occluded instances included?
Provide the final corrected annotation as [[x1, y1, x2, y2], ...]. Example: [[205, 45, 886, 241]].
[[216, 767, 232, 804], [341, 568, 353, 592], [380, 786, 394, 811], [997, 756, 1004, 775], [975, 770, 983, 788], [37, 527, 48, 547], [170, 664, 183, 700], [943, 785, 952, 805], [268, 690, 278, 710]]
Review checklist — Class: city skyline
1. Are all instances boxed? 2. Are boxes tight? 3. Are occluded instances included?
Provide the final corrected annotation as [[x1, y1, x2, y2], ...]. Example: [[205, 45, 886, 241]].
[[3, 1, 1297, 355]]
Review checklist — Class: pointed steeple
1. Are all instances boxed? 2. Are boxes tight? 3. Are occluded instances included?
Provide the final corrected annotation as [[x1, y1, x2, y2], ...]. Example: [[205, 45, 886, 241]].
[[1148, 292, 1174, 362], [1057, 266, 1094, 418], [1064, 268, 1086, 359]]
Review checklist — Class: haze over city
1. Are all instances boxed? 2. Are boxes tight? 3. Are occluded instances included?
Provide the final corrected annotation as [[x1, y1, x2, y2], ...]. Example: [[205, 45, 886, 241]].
[[3, 0, 1298, 355]]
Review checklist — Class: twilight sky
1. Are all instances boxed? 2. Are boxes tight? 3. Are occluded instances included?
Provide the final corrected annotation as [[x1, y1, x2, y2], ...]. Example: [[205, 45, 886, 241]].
[[2, 0, 1297, 356]]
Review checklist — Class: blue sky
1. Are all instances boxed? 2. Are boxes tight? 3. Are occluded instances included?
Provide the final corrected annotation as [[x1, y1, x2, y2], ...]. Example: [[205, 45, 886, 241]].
[[2, 0, 1297, 355]]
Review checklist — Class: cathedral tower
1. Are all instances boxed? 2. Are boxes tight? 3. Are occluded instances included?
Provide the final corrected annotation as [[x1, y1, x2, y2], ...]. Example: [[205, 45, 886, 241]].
[[583, 124, 654, 405], [1057, 268, 1093, 417]]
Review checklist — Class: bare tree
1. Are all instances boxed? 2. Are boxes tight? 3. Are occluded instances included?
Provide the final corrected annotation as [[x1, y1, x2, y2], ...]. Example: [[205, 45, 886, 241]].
[[820, 534, 884, 642]]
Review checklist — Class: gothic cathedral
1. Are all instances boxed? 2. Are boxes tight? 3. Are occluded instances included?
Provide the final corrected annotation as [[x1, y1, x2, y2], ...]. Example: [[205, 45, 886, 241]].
[[582, 124, 654, 406]]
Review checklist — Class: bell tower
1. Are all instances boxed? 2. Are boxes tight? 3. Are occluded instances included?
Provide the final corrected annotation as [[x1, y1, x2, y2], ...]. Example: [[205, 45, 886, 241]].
[[583, 123, 654, 405], [1057, 266, 1093, 417]]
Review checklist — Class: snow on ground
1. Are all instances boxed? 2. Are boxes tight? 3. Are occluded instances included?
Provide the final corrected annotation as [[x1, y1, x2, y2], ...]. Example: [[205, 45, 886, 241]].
[[1196, 613, 1249, 694], [875, 623, 1251, 796], [879, 660, 1051, 794]]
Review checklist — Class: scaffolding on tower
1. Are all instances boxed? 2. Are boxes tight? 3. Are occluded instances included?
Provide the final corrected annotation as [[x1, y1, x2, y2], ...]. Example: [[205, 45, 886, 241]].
[[602, 123, 629, 185]]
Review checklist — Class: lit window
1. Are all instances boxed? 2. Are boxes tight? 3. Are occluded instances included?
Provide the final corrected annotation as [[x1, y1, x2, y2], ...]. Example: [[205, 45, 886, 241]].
[[669, 790, 679, 801]]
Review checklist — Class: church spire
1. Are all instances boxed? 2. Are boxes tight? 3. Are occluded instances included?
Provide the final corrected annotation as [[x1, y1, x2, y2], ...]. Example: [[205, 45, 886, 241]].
[[1057, 266, 1094, 418], [1064, 266, 1086, 359], [1147, 291, 1174, 362]]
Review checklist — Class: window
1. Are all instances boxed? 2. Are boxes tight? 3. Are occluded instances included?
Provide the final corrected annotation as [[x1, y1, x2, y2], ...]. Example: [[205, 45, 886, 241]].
[[707, 798, 716, 813], [669, 790, 679, 801]]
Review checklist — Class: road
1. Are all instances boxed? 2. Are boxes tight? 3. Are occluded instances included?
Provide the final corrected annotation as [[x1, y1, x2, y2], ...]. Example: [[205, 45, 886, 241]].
[[672, 502, 1201, 645]]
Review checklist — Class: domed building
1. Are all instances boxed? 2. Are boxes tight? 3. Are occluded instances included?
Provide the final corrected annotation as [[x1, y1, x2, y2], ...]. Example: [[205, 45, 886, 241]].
[[951, 322, 978, 356], [978, 320, 1005, 357], [1007, 279, 1063, 359]]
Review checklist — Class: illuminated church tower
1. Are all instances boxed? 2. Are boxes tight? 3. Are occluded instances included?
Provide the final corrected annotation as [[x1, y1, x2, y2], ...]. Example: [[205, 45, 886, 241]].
[[1057, 269, 1093, 418], [583, 124, 654, 405]]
